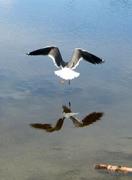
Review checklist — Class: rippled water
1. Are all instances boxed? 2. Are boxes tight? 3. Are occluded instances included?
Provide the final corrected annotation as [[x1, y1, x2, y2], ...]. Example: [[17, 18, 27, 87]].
[[0, 0, 132, 179]]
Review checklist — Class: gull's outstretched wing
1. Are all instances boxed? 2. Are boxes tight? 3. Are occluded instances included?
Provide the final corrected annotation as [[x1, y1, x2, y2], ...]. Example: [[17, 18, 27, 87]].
[[70, 112, 103, 127], [27, 46, 66, 68], [67, 48, 104, 69], [30, 118, 65, 133]]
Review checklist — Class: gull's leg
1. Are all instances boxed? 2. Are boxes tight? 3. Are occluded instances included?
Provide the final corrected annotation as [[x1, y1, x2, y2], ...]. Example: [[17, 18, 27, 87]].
[[68, 80, 70, 85], [60, 79, 65, 84], [69, 101, 71, 108]]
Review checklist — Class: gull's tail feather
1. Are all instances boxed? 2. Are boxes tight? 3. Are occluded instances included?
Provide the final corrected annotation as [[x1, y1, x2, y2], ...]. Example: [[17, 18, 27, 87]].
[[54, 67, 80, 80]]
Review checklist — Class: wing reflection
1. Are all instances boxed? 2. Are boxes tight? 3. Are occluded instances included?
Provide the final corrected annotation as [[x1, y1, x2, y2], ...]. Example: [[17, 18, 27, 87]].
[[30, 118, 65, 133], [62, 105, 72, 113], [69, 112, 103, 127], [30, 103, 104, 132], [62, 104, 103, 128]]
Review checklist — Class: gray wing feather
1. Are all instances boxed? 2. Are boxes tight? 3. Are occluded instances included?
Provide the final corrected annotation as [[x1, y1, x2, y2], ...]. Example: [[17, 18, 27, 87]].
[[67, 48, 104, 69], [27, 46, 66, 68]]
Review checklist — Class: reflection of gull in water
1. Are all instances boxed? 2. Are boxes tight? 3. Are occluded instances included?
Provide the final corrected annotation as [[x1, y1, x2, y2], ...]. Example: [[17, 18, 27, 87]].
[[30, 118, 65, 133], [62, 105, 103, 128], [69, 112, 103, 127], [62, 105, 78, 118], [27, 46, 104, 82], [30, 104, 104, 133]]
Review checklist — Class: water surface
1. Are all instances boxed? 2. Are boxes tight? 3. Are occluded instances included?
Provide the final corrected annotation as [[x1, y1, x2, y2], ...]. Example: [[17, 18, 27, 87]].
[[0, 0, 132, 179]]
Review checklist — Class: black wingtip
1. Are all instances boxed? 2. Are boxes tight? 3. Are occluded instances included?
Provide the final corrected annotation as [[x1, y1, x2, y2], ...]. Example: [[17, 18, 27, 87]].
[[93, 58, 105, 65], [26, 51, 34, 56], [101, 59, 105, 64]]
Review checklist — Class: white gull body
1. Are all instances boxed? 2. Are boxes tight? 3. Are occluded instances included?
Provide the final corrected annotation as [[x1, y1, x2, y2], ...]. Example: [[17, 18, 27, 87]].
[[55, 67, 80, 80]]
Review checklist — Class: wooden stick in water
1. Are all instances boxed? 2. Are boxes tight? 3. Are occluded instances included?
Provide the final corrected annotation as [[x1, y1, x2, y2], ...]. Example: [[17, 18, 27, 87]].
[[95, 164, 132, 174]]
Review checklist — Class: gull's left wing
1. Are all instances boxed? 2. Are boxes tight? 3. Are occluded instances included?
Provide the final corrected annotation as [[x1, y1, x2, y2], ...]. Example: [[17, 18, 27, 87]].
[[67, 48, 104, 69]]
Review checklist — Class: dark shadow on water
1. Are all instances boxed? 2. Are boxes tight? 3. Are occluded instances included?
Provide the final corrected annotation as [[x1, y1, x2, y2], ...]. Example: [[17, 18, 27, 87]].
[[102, 151, 132, 162], [110, 0, 132, 8], [122, 137, 132, 140], [96, 169, 132, 179], [30, 103, 104, 133], [0, 69, 83, 101], [16, 76, 83, 98]]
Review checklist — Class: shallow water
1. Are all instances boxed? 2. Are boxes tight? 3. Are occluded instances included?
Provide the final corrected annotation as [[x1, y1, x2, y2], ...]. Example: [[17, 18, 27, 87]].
[[0, 0, 132, 179]]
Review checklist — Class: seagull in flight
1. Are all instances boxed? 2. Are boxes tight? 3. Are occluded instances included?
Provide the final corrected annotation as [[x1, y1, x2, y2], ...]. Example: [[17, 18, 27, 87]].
[[27, 46, 104, 82]]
